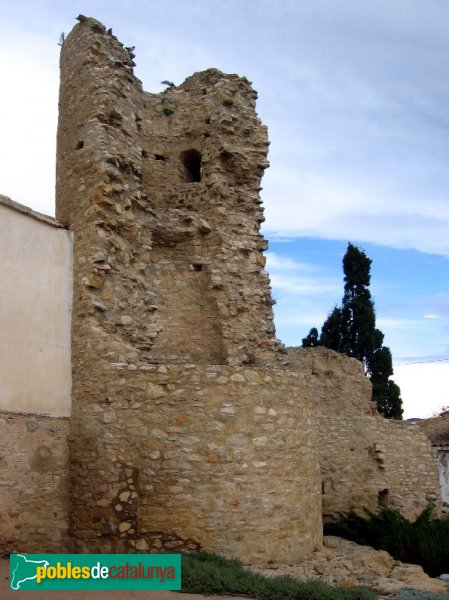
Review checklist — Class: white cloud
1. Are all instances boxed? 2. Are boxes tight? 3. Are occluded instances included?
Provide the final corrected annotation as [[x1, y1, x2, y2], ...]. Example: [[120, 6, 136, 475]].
[[262, 167, 449, 257], [377, 317, 424, 330], [265, 252, 312, 272], [265, 251, 340, 297], [270, 273, 340, 296], [393, 361, 449, 419]]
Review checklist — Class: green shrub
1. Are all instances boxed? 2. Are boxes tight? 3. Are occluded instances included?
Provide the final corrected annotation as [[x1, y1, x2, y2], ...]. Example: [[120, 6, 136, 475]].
[[324, 505, 449, 577], [181, 552, 377, 599]]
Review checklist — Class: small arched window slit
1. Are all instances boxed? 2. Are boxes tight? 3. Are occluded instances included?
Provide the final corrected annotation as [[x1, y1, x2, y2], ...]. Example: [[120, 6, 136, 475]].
[[180, 149, 202, 182]]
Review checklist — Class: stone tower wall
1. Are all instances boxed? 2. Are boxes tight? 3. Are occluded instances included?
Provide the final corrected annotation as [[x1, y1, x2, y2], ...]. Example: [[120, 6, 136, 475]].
[[57, 19, 283, 370], [70, 364, 322, 562], [56, 17, 321, 562], [140, 70, 280, 366], [0, 14, 442, 561]]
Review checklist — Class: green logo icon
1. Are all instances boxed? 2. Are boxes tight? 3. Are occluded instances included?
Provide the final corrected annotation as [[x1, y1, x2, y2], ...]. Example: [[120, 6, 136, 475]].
[[10, 553, 181, 590]]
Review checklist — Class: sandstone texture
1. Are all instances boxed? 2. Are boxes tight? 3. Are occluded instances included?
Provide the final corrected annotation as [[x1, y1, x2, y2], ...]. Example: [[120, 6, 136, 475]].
[[55, 16, 319, 561], [0, 15, 442, 587], [252, 536, 447, 596], [69, 363, 322, 562], [287, 348, 441, 521], [0, 411, 70, 553], [56, 17, 282, 370]]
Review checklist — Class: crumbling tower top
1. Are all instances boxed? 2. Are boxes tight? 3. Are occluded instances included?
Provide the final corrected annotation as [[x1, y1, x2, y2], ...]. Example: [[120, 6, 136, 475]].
[[56, 16, 283, 367]]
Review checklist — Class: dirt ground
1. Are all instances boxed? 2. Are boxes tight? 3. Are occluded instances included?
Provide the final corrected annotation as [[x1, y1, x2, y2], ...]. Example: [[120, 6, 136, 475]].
[[1, 558, 248, 600]]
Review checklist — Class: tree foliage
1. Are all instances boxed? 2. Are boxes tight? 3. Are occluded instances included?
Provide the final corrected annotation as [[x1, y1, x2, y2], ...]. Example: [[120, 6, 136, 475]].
[[302, 243, 403, 419], [302, 327, 320, 348]]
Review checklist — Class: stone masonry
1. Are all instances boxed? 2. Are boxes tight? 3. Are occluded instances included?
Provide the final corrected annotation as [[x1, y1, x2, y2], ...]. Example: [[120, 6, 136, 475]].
[[0, 412, 70, 553], [55, 16, 321, 561], [70, 364, 321, 563], [0, 15, 442, 565], [287, 348, 440, 521]]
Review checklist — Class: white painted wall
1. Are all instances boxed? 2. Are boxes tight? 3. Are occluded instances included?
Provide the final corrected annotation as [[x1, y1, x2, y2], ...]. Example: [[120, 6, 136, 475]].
[[0, 197, 72, 416], [437, 448, 449, 504]]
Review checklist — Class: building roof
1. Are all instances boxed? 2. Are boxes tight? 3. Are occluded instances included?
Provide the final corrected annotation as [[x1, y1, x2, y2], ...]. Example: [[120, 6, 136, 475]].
[[419, 411, 449, 447], [0, 195, 65, 229]]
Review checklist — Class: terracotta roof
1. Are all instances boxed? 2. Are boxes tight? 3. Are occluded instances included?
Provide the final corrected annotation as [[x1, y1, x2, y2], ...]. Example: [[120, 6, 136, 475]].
[[419, 411, 449, 446]]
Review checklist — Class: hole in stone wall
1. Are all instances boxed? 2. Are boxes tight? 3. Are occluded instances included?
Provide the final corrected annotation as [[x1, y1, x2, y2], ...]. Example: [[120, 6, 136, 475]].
[[76, 141, 84, 150], [378, 489, 390, 507], [154, 154, 166, 161], [142, 149, 149, 158], [180, 149, 202, 183], [220, 149, 234, 171], [192, 263, 203, 272]]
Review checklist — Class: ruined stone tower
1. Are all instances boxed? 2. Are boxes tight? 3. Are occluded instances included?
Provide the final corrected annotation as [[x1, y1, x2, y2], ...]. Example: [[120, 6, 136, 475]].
[[56, 17, 322, 561], [0, 14, 441, 562]]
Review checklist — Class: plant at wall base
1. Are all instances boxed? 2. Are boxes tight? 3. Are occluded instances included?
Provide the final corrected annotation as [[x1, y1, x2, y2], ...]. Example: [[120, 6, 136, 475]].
[[182, 552, 377, 599], [324, 505, 449, 578], [302, 242, 403, 420]]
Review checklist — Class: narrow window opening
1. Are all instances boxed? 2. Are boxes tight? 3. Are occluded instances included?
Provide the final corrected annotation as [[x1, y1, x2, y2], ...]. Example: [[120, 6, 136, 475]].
[[154, 154, 166, 161], [192, 263, 203, 272], [378, 489, 389, 507], [180, 149, 202, 183], [76, 141, 84, 150]]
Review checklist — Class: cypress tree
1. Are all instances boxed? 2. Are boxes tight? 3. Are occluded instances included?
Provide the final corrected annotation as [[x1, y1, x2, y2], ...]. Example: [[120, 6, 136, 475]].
[[303, 242, 403, 419], [302, 327, 320, 348]]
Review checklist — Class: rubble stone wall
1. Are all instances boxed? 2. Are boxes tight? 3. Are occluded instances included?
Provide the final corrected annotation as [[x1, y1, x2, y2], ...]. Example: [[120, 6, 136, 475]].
[[287, 348, 441, 520], [16, 13, 436, 563], [56, 17, 318, 563], [0, 411, 70, 553], [70, 364, 322, 562], [56, 18, 283, 370]]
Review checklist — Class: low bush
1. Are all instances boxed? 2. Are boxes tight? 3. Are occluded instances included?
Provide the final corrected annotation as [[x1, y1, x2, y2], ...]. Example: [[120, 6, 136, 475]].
[[324, 505, 449, 577], [182, 551, 376, 600]]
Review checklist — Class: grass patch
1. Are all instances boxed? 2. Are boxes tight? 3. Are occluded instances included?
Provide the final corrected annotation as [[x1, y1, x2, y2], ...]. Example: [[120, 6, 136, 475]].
[[182, 552, 376, 600]]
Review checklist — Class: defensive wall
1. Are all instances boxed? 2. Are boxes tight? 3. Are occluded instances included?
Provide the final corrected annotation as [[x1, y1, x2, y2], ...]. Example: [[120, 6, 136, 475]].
[[0, 196, 71, 553], [0, 16, 441, 561], [287, 348, 440, 521]]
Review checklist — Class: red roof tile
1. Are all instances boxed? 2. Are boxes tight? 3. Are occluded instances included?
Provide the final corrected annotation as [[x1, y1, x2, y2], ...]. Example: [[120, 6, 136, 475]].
[[419, 411, 449, 446]]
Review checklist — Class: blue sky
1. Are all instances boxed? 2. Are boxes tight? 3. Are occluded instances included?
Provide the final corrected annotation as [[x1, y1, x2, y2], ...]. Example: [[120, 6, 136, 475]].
[[1, 0, 448, 417]]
